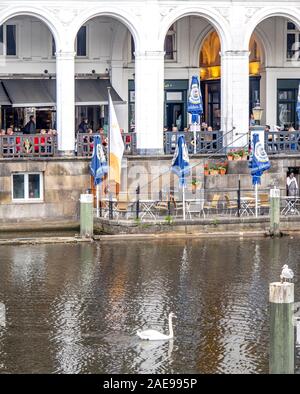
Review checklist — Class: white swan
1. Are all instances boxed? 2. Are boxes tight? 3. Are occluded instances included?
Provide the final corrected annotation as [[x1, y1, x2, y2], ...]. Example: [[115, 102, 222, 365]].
[[137, 312, 176, 340]]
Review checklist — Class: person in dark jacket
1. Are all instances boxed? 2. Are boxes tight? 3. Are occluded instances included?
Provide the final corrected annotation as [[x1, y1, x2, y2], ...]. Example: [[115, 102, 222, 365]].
[[78, 118, 89, 133], [23, 115, 36, 134]]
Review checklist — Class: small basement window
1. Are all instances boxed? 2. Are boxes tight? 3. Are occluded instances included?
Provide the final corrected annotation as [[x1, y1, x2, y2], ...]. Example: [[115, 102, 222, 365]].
[[12, 173, 43, 202]]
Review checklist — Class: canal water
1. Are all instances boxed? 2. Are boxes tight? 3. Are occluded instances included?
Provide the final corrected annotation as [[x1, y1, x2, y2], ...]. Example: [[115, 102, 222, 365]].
[[0, 237, 299, 374]]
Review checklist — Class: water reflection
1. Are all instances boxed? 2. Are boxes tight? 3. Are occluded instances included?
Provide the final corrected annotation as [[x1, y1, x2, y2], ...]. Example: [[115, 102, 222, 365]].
[[0, 238, 299, 373]]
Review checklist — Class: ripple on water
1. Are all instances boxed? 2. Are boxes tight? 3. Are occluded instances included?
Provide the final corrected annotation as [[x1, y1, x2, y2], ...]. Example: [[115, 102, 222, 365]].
[[0, 238, 298, 373]]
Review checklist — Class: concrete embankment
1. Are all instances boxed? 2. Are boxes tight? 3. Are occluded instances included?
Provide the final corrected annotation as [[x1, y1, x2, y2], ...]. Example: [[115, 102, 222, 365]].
[[1, 216, 300, 244], [94, 216, 300, 238], [0, 219, 80, 233]]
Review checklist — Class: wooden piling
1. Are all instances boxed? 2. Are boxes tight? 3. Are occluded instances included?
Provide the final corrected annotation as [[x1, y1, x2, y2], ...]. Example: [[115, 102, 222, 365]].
[[269, 282, 294, 374], [80, 194, 94, 237], [270, 188, 280, 236]]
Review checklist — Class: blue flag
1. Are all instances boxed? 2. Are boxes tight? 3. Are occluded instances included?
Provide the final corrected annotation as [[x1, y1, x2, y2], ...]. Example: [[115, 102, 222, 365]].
[[171, 135, 190, 187], [187, 75, 203, 124], [89, 135, 108, 185], [296, 83, 300, 124], [249, 133, 270, 185]]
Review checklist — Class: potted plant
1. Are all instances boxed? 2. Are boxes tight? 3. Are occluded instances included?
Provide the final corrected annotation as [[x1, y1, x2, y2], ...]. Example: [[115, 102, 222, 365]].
[[227, 151, 234, 161], [204, 164, 209, 176], [209, 164, 218, 175], [191, 178, 200, 193], [242, 148, 249, 160], [218, 165, 227, 175], [233, 151, 242, 161]]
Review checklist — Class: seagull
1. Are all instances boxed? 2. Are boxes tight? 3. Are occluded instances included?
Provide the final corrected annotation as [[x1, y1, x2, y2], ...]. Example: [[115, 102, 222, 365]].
[[137, 312, 176, 341], [280, 264, 294, 283]]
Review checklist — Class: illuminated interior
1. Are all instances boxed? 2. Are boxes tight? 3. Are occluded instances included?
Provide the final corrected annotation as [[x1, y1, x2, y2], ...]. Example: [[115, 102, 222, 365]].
[[199, 31, 261, 80]]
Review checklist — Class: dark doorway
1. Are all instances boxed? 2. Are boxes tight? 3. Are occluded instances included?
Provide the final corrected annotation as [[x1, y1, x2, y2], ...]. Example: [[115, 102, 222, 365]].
[[36, 109, 54, 130], [249, 76, 261, 116], [165, 102, 184, 130], [202, 80, 221, 130], [277, 80, 300, 130]]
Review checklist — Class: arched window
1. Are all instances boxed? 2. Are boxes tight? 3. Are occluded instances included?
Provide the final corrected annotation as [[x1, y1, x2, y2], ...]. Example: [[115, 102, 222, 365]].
[[0, 24, 17, 56], [164, 24, 176, 61], [286, 21, 300, 60]]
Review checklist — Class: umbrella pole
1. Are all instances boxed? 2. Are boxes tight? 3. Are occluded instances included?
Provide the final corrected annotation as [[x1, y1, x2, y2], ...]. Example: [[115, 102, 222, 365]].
[[255, 183, 258, 217], [96, 184, 99, 218], [183, 185, 186, 220], [193, 124, 196, 155]]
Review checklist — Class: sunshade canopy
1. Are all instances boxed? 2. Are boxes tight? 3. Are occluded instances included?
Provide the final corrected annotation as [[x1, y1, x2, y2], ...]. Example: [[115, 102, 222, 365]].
[[0, 79, 124, 107], [0, 81, 12, 105], [75, 79, 124, 106], [2, 79, 55, 107]]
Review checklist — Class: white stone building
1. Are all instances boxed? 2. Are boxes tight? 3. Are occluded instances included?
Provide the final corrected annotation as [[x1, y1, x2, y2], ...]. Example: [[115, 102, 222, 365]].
[[0, 0, 300, 154]]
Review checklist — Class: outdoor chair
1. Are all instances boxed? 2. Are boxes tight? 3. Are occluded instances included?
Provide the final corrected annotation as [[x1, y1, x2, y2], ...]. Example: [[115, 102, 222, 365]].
[[186, 200, 205, 219], [116, 193, 134, 219], [154, 201, 169, 218], [115, 200, 131, 219], [244, 192, 256, 208], [259, 193, 270, 215], [173, 201, 184, 218], [99, 200, 109, 218], [203, 194, 220, 215], [117, 192, 130, 201], [224, 194, 238, 215]]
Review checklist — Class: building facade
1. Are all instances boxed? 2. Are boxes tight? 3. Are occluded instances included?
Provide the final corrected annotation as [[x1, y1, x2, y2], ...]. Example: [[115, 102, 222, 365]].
[[0, 1, 299, 155], [0, 1, 300, 223]]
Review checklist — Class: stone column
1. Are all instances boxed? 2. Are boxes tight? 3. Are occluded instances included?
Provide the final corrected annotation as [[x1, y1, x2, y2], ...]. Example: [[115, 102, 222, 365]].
[[56, 51, 76, 155], [135, 51, 164, 155], [221, 50, 249, 149], [111, 60, 128, 132]]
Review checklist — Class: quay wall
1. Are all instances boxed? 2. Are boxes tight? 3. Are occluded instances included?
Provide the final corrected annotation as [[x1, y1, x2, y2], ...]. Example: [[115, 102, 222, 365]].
[[94, 216, 300, 236], [0, 154, 298, 225], [0, 158, 90, 222]]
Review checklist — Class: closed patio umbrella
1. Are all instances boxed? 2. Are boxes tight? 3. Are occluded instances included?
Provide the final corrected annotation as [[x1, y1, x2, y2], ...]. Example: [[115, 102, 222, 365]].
[[248, 133, 271, 217], [187, 75, 203, 154], [171, 135, 190, 220]]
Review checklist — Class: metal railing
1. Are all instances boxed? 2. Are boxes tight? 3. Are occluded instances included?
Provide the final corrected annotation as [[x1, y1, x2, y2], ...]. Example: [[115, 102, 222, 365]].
[[94, 188, 299, 222], [164, 130, 224, 155], [76, 132, 137, 157], [0, 134, 57, 158], [265, 130, 300, 154], [2, 129, 300, 159]]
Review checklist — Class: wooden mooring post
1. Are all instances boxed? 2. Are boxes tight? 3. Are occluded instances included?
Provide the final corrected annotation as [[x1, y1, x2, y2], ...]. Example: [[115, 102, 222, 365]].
[[269, 282, 294, 374], [269, 187, 281, 236], [80, 193, 94, 238]]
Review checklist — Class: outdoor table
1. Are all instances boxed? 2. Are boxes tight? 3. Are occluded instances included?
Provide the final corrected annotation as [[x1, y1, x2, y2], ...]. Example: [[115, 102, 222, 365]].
[[139, 200, 157, 220], [240, 197, 255, 216], [281, 197, 300, 216]]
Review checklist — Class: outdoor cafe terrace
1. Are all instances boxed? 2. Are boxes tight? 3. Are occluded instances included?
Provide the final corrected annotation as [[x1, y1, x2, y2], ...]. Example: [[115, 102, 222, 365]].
[[93, 187, 300, 226], [1, 129, 300, 158]]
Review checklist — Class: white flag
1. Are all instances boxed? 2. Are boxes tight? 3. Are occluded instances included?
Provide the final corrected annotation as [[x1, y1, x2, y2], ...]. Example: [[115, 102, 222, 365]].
[[108, 91, 124, 184]]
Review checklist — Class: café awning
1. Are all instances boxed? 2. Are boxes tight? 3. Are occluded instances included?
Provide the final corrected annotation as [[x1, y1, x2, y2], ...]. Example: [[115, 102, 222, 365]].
[[75, 79, 124, 106], [0, 81, 12, 105], [1, 79, 56, 107], [0, 78, 124, 107]]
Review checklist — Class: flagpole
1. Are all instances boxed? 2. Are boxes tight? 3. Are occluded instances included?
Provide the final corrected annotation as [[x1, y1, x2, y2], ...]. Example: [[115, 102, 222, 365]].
[[107, 86, 111, 197]]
